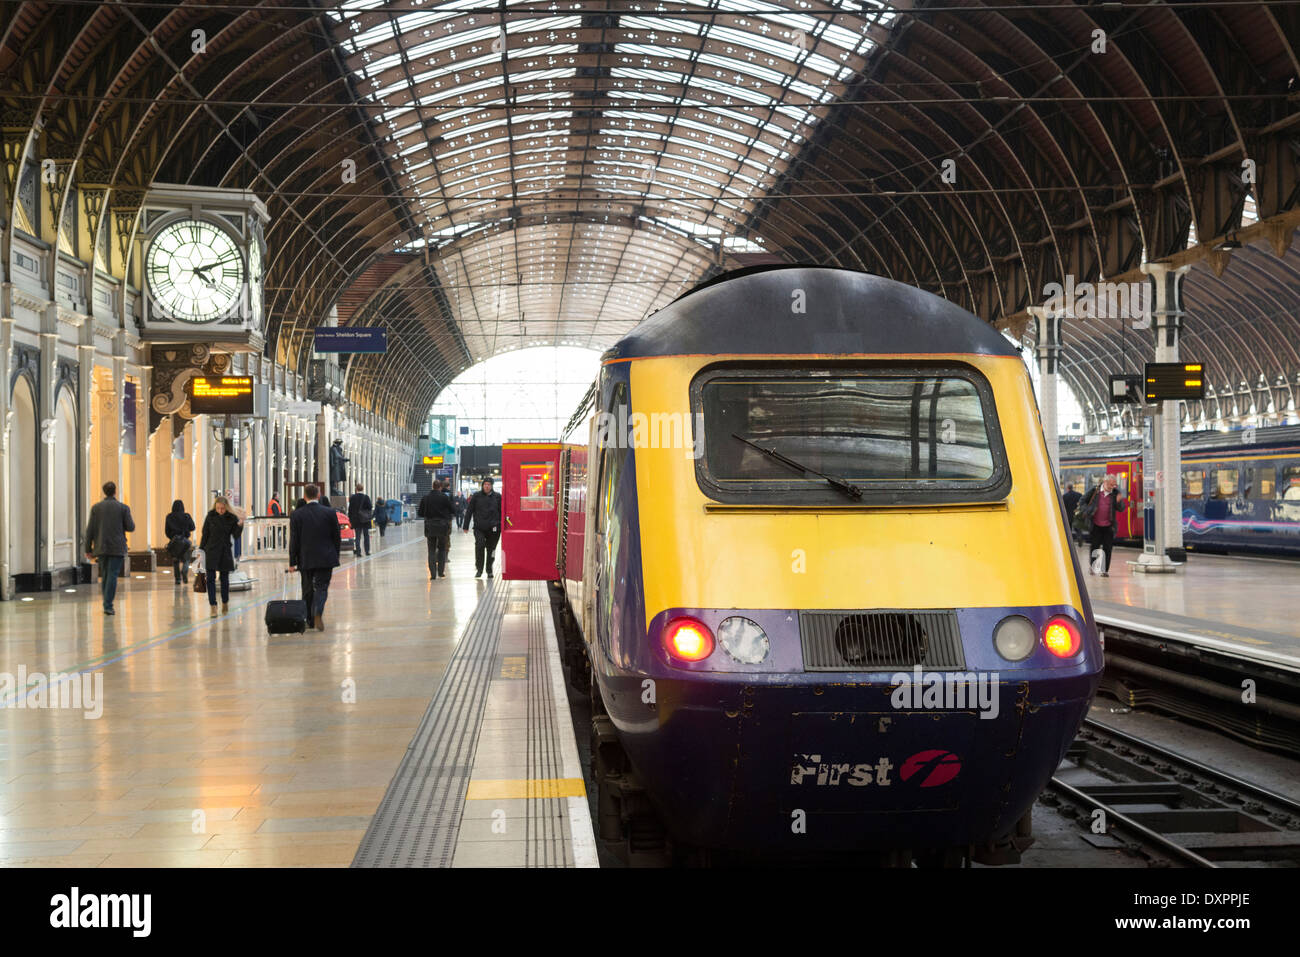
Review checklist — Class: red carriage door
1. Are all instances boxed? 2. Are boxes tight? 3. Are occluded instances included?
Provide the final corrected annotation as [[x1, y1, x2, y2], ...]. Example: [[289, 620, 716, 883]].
[[501, 443, 561, 580], [1106, 460, 1142, 538]]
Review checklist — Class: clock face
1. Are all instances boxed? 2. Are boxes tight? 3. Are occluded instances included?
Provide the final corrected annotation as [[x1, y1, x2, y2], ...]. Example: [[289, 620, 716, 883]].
[[145, 218, 246, 323], [248, 232, 263, 328]]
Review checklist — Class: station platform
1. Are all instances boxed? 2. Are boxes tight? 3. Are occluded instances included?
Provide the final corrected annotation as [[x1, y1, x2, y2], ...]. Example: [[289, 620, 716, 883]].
[[0, 523, 593, 867], [1077, 545, 1300, 672]]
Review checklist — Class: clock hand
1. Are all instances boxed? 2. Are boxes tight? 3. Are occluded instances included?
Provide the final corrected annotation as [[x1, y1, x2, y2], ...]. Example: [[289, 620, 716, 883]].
[[194, 255, 241, 274]]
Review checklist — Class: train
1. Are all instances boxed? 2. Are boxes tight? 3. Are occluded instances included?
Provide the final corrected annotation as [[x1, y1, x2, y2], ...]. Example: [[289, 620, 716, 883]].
[[1058, 425, 1300, 556], [502, 266, 1103, 865]]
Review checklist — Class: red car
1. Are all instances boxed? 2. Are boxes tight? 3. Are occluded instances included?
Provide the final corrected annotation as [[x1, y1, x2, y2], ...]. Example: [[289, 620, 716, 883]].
[[334, 508, 357, 554]]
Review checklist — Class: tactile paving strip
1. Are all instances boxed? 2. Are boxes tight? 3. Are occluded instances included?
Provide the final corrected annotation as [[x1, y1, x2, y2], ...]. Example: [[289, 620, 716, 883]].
[[352, 582, 508, 867], [526, 580, 573, 866]]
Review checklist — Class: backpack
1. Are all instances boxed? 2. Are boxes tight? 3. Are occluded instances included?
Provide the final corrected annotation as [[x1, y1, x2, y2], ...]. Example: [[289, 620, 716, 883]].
[[166, 534, 190, 559], [1077, 487, 1099, 526], [354, 495, 373, 526]]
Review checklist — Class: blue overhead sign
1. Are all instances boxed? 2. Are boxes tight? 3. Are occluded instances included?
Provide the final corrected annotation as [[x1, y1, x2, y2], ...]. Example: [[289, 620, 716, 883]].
[[313, 327, 388, 353]]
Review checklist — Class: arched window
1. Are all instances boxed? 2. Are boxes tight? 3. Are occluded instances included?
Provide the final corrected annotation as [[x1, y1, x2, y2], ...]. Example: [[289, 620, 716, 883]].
[[53, 390, 78, 567], [8, 377, 38, 576]]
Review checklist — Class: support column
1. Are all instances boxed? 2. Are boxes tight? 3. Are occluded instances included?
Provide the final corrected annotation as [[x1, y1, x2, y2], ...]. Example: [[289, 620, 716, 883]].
[[36, 308, 60, 579], [316, 407, 331, 496], [130, 364, 153, 569], [77, 325, 95, 577], [188, 416, 201, 515], [254, 415, 267, 516], [269, 415, 279, 507], [194, 414, 211, 512], [1136, 262, 1190, 573], [1029, 305, 1063, 480], [110, 333, 126, 495], [168, 417, 181, 513], [148, 411, 171, 554], [282, 421, 292, 498], [0, 309, 13, 600]]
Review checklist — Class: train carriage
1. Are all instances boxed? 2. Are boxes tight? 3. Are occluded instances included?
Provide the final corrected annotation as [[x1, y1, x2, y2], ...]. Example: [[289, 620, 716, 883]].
[[549, 267, 1103, 864], [1059, 426, 1300, 556]]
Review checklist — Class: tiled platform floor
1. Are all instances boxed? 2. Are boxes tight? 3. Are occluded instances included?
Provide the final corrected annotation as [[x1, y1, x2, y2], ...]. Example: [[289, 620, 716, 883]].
[[1078, 544, 1300, 661], [0, 522, 491, 867], [4, 520, 1290, 868], [450, 581, 594, 867]]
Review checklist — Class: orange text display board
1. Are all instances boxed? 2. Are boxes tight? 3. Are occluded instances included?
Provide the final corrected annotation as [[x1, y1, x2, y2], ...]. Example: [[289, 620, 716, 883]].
[[189, 376, 254, 415], [501, 443, 561, 580]]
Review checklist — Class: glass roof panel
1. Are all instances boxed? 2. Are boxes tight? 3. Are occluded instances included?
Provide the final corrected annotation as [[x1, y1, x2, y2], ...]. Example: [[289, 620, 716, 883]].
[[326, 0, 901, 369]]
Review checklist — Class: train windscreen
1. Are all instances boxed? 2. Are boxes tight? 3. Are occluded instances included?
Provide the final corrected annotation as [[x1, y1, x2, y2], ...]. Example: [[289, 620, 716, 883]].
[[692, 364, 1010, 505]]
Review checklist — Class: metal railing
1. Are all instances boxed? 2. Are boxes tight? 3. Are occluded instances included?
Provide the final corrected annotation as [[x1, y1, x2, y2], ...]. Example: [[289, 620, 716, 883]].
[[243, 516, 290, 559]]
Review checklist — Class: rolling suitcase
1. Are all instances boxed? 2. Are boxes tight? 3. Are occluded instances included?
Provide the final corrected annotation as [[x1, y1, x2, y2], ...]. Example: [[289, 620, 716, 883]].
[[265, 597, 308, 634]]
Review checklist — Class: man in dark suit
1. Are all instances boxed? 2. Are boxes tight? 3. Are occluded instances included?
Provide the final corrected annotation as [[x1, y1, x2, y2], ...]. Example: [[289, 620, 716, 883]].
[[347, 482, 373, 556], [84, 481, 135, 616], [418, 479, 456, 581], [289, 484, 341, 631], [1062, 483, 1082, 543], [460, 478, 503, 578]]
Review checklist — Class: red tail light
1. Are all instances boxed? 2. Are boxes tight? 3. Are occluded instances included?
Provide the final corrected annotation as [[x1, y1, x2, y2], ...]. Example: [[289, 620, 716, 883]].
[[663, 617, 714, 662], [1043, 617, 1082, 658]]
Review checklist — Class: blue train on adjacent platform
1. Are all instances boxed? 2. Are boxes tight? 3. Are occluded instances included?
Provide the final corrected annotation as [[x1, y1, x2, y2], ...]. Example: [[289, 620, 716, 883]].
[[1059, 426, 1300, 556]]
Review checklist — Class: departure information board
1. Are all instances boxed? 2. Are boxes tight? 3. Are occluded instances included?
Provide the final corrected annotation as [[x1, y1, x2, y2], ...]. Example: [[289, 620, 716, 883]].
[[1144, 363, 1206, 402], [190, 376, 255, 415]]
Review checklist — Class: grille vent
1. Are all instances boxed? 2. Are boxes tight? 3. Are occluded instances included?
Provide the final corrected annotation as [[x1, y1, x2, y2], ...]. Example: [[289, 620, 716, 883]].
[[799, 610, 965, 672]]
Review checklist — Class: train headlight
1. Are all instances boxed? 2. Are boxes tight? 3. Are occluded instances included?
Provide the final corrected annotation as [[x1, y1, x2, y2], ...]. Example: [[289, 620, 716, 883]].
[[993, 615, 1037, 661], [718, 616, 770, 664], [1043, 617, 1082, 658], [664, 617, 714, 662]]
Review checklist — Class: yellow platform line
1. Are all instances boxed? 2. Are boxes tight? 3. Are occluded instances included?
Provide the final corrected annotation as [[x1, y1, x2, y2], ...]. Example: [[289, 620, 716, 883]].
[[466, 778, 587, 800]]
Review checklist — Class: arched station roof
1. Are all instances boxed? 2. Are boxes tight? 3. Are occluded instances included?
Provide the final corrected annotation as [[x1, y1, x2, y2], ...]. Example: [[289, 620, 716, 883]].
[[2, 1, 1298, 433]]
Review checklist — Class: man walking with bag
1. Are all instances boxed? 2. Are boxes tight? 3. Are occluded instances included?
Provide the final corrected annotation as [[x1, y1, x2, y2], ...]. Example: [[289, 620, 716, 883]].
[[460, 477, 503, 578], [348, 482, 373, 556], [289, 484, 341, 631], [1080, 475, 1128, 577], [418, 479, 455, 580], [84, 481, 135, 616]]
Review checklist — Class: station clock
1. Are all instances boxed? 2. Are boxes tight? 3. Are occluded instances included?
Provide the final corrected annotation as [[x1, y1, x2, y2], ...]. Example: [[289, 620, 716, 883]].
[[135, 185, 270, 348], [145, 218, 247, 323], [247, 226, 264, 330]]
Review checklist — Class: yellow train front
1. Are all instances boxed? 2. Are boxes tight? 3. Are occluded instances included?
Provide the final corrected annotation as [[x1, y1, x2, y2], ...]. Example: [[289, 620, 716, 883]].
[[562, 266, 1101, 863]]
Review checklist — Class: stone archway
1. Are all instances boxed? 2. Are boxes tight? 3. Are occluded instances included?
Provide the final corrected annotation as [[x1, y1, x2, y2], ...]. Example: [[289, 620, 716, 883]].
[[7, 377, 38, 578]]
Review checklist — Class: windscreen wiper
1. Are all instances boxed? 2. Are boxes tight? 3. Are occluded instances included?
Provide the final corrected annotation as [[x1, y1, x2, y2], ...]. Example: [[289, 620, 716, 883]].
[[730, 432, 864, 501]]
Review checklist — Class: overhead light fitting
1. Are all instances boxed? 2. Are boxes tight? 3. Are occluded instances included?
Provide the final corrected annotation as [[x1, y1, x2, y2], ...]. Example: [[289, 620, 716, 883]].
[[1215, 233, 1242, 251]]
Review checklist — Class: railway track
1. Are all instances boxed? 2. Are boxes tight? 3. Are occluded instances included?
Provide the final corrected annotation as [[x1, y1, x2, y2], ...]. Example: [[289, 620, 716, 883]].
[[1096, 616, 1300, 757], [1043, 719, 1300, 867]]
